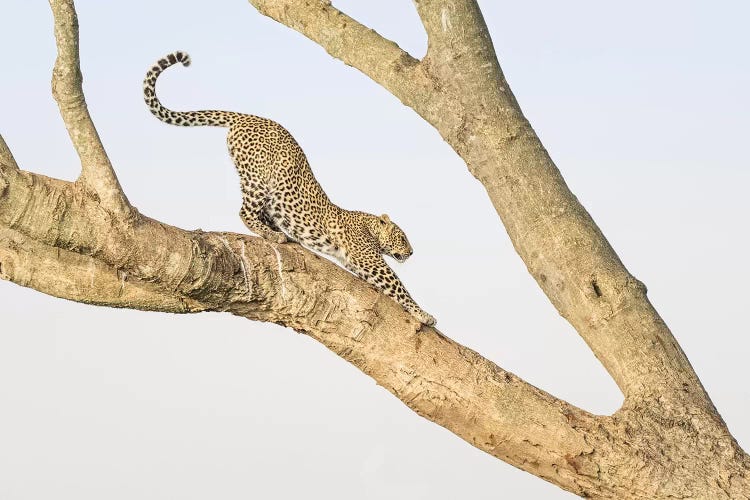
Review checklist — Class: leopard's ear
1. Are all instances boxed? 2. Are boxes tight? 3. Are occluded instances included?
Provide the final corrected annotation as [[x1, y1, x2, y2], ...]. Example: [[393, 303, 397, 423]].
[[379, 214, 391, 225]]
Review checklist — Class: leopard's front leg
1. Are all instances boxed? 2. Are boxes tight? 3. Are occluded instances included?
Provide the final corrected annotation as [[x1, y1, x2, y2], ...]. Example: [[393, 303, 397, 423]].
[[345, 253, 436, 327]]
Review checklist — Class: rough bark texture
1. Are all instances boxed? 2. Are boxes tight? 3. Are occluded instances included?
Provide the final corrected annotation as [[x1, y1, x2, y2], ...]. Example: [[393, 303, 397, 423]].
[[1, 1, 748, 498]]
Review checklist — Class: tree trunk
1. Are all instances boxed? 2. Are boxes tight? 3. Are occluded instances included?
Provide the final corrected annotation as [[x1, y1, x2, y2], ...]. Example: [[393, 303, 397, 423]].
[[0, 1, 747, 497]]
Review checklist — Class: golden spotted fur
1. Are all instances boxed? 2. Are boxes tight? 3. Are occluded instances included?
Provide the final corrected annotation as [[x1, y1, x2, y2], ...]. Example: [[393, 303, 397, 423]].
[[143, 51, 435, 326]]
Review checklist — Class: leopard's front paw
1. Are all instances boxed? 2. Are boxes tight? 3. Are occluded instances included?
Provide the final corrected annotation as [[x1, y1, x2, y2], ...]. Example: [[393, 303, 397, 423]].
[[412, 309, 436, 327]]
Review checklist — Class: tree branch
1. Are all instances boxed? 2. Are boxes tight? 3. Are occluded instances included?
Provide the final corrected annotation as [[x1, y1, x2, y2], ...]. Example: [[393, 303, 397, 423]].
[[48, 0, 131, 215], [0, 162, 601, 493], [0, 227, 205, 312]]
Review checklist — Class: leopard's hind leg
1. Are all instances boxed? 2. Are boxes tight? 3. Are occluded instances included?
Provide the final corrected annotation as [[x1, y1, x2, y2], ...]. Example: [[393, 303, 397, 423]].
[[239, 191, 287, 244], [260, 210, 297, 244]]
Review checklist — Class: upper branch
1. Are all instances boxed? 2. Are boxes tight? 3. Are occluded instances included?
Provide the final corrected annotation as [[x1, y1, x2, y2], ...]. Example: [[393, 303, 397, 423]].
[[248, 0, 433, 110], [49, 0, 130, 215]]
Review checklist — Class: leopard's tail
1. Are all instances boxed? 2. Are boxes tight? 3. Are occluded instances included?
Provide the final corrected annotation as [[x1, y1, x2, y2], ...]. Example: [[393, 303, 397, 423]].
[[143, 51, 242, 127]]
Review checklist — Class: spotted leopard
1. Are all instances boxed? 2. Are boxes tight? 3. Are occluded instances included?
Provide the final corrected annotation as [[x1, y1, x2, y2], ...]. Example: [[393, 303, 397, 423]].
[[143, 51, 436, 326]]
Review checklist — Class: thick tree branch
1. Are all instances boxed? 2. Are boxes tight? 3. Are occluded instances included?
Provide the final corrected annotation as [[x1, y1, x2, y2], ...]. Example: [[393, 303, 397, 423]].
[[0, 163, 602, 493], [48, 0, 130, 215], [0, 227, 205, 312]]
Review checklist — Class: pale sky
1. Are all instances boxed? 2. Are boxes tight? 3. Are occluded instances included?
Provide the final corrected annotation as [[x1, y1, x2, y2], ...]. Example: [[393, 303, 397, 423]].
[[1, 1, 748, 499]]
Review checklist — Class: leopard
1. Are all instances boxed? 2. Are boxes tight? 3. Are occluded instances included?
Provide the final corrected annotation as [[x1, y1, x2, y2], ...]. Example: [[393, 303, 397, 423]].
[[143, 51, 436, 326]]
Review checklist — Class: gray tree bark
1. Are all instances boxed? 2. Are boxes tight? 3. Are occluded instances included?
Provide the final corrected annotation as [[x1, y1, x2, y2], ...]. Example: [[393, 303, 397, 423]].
[[0, 1, 748, 497]]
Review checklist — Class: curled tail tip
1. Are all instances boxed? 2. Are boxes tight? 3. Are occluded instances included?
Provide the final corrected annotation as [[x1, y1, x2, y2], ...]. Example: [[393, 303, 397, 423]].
[[173, 50, 191, 67], [150, 51, 191, 74], [164, 50, 191, 68]]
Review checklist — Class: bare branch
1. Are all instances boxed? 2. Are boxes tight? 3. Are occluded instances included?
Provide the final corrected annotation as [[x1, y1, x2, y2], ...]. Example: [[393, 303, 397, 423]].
[[48, 0, 130, 215], [0, 134, 19, 170], [0, 163, 599, 492], [248, 0, 433, 110]]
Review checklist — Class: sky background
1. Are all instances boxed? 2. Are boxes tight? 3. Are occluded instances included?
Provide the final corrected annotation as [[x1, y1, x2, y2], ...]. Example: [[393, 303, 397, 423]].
[[1, 1, 749, 498]]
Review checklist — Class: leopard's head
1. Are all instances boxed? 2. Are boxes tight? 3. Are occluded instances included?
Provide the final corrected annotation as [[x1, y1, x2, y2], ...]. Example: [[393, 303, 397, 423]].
[[373, 214, 413, 263]]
